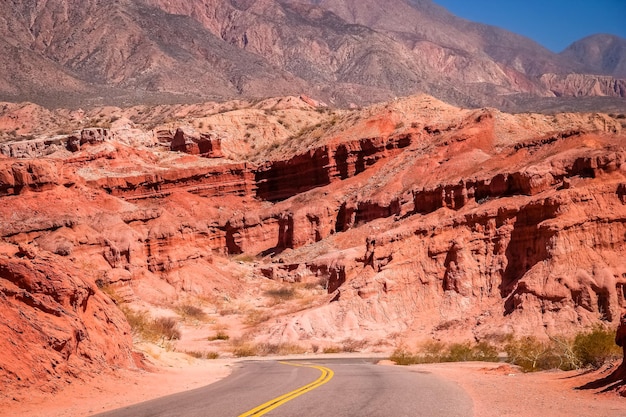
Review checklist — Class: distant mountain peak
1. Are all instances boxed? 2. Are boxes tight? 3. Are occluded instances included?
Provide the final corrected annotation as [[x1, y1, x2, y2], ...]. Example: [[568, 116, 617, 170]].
[[0, 0, 623, 109]]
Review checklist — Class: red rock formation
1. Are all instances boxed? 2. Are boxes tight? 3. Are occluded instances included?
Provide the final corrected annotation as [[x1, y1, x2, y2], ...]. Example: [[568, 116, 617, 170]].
[[2, 94, 626, 395], [617, 312, 626, 360], [171, 128, 224, 158], [0, 254, 135, 394]]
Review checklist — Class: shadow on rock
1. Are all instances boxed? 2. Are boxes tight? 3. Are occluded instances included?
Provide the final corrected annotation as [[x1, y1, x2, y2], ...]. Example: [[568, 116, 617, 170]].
[[576, 364, 626, 393]]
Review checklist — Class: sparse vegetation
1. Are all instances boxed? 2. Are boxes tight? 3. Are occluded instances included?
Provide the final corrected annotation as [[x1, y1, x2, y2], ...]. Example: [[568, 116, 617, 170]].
[[244, 309, 272, 326], [121, 306, 181, 343], [208, 331, 230, 341], [184, 350, 219, 359], [264, 287, 296, 303], [176, 303, 207, 321], [340, 338, 368, 353], [322, 346, 341, 354], [233, 254, 256, 263], [96, 280, 125, 305], [390, 328, 621, 372], [231, 340, 306, 357], [390, 340, 498, 365], [572, 326, 622, 368]]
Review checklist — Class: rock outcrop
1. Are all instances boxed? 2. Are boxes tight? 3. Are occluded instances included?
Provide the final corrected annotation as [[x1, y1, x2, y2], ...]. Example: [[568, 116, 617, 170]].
[[0, 254, 135, 393], [2, 94, 626, 393]]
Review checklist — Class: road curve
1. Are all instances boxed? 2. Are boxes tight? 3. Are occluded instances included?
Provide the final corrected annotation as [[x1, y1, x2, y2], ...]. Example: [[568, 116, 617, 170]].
[[93, 358, 472, 417]]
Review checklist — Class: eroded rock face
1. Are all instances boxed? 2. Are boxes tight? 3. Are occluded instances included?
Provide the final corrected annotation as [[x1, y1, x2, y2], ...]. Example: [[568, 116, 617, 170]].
[[1, 94, 626, 391], [0, 255, 135, 393]]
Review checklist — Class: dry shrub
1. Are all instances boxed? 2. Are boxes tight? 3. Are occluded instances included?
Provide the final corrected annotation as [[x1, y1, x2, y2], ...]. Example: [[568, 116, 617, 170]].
[[389, 348, 421, 365], [231, 339, 306, 357], [255, 343, 306, 356], [121, 307, 181, 343], [341, 338, 367, 352], [265, 287, 296, 301], [152, 317, 182, 341], [176, 304, 206, 321], [208, 331, 230, 341], [232, 343, 259, 357], [96, 281, 125, 305], [184, 350, 219, 359], [322, 346, 341, 354], [245, 309, 272, 326]]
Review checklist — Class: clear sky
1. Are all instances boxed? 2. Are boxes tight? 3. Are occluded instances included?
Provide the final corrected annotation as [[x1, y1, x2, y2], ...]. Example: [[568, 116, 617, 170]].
[[432, 0, 626, 52]]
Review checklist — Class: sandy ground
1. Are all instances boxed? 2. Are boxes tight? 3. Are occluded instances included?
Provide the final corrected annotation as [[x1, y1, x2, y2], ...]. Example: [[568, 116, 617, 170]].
[[414, 362, 626, 417], [0, 354, 233, 417], [2, 356, 625, 417]]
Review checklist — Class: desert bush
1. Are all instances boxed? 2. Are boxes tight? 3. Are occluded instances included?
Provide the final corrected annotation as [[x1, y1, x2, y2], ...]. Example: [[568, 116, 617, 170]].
[[468, 341, 499, 362], [152, 317, 181, 341], [255, 343, 306, 356], [420, 340, 447, 362], [504, 328, 621, 372], [234, 254, 256, 263], [389, 348, 422, 365], [390, 340, 498, 365], [322, 346, 341, 354], [208, 331, 230, 341], [121, 307, 181, 343], [504, 336, 560, 372], [184, 350, 219, 359], [245, 309, 272, 326], [96, 281, 125, 305], [572, 326, 622, 368], [232, 343, 259, 357], [176, 304, 206, 321], [341, 338, 368, 352], [445, 342, 477, 362], [264, 287, 296, 303]]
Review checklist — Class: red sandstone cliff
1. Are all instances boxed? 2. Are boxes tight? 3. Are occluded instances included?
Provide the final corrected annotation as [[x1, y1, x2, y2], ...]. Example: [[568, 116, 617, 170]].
[[1, 94, 626, 393]]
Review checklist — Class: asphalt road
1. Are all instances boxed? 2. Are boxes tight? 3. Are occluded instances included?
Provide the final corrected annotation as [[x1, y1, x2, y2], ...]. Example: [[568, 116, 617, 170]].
[[93, 358, 473, 417]]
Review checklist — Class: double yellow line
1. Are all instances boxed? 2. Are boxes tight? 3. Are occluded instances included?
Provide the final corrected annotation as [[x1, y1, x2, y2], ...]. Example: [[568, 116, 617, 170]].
[[238, 362, 334, 417]]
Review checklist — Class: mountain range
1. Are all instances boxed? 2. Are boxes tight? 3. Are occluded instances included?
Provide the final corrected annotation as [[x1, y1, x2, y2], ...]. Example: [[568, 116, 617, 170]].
[[1, 0, 625, 109]]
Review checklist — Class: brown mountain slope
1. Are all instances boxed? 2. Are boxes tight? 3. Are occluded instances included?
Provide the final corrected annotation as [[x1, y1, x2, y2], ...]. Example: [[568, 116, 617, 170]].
[[0, 0, 306, 106], [0, 0, 624, 110], [560, 34, 626, 78]]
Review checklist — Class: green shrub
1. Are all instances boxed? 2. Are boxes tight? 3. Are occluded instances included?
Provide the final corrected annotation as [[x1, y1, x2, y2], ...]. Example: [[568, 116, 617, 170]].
[[390, 340, 498, 366], [504, 336, 560, 372], [445, 343, 475, 362], [572, 326, 622, 368], [389, 348, 422, 365]]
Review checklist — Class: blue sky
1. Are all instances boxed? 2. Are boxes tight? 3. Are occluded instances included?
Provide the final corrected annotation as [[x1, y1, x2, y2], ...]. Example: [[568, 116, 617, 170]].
[[432, 0, 626, 52]]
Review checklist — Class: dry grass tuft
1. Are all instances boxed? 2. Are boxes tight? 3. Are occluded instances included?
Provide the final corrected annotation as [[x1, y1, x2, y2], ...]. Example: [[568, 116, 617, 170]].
[[176, 303, 207, 321], [121, 306, 181, 343]]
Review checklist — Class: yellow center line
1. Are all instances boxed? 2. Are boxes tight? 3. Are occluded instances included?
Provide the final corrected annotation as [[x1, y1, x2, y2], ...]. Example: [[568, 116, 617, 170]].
[[238, 362, 334, 417]]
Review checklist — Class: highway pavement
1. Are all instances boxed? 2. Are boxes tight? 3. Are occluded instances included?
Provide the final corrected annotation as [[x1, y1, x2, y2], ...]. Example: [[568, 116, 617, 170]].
[[93, 357, 473, 417]]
